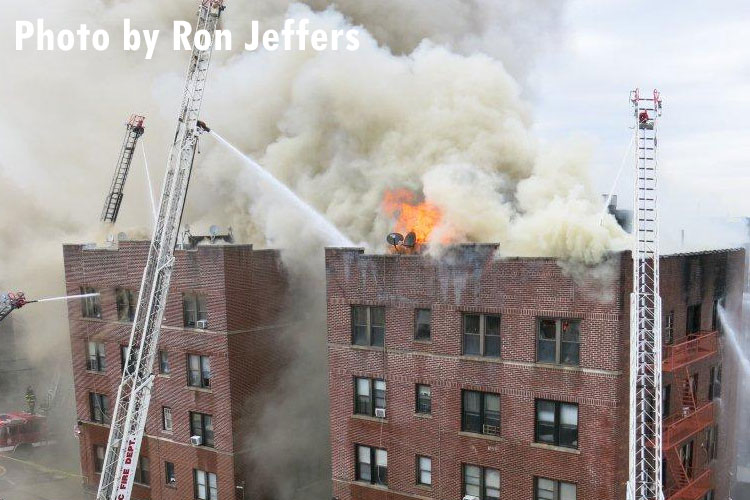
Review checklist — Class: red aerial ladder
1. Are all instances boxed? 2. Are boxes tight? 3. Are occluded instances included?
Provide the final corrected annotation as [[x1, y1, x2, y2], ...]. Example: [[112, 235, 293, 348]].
[[95, 2, 225, 500], [101, 115, 146, 223]]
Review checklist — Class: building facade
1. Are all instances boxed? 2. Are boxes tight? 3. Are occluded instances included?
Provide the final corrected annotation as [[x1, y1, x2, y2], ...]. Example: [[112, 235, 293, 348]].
[[326, 245, 744, 500], [63, 239, 288, 500]]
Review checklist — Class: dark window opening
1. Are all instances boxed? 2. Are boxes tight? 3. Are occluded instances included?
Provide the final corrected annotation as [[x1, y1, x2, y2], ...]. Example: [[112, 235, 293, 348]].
[[535, 477, 577, 500], [134, 456, 150, 485], [94, 445, 105, 473], [183, 293, 207, 328], [535, 399, 578, 449], [416, 384, 431, 415], [463, 314, 501, 358], [81, 286, 101, 319], [187, 354, 211, 388], [89, 393, 110, 424], [86, 342, 106, 372], [686, 304, 702, 334], [356, 445, 387, 486], [462, 390, 500, 437], [537, 318, 580, 366], [165, 461, 176, 485], [354, 377, 386, 417], [351, 306, 385, 347], [115, 288, 136, 322], [462, 464, 500, 500], [190, 412, 214, 448], [415, 309, 432, 341], [159, 350, 170, 374]]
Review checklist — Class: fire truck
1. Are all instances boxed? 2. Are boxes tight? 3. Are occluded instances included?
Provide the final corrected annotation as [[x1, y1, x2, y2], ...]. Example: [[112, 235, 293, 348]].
[[0, 412, 51, 454]]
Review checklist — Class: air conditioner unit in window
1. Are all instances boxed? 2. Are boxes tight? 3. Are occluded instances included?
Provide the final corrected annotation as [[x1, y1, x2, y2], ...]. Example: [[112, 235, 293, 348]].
[[374, 408, 386, 418], [190, 435, 202, 446], [169, 477, 176, 484], [196, 319, 208, 329], [463, 496, 480, 500]]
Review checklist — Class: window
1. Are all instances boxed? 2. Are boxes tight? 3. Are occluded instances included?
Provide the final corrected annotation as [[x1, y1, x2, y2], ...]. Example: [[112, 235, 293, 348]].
[[686, 304, 701, 334], [116, 288, 136, 322], [193, 469, 217, 500], [416, 455, 432, 486], [704, 490, 714, 500], [121, 345, 137, 374], [183, 293, 207, 328], [680, 440, 694, 478], [461, 390, 500, 437], [537, 318, 580, 365], [356, 445, 387, 486], [86, 342, 106, 372], [535, 400, 578, 449], [190, 412, 214, 447], [159, 350, 170, 374], [162, 407, 173, 431], [89, 393, 110, 424], [354, 378, 386, 417], [462, 464, 500, 500], [94, 444, 105, 473], [663, 385, 671, 417], [535, 477, 577, 500], [415, 309, 431, 340], [165, 461, 176, 485], [134, 456, 150, 485], [462, 314, 501, 357], [351, 306, 385, 347], [664, 310, 674, 345], [81, 286, 101, 318], [707, 426, 718, 461], [416, 385, 431, 414], [187, 354, 211, 388]]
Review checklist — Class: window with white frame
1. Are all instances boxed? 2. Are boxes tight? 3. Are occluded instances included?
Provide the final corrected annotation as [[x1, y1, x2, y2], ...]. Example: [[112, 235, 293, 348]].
[[354, 377, 385, 417], [193, 469, 217, 500], [417, 456, 432, 486]]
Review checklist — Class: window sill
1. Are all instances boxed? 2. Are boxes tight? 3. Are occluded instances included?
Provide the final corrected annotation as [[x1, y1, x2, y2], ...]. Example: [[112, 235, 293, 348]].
[[85, 370, 108, 376], [458, 431, 503, 442], [354, 481, 389, 491], [157, 374, 171, 378], [352, 414, 388, 424], [413, 413, 432, 419], [80, 317, 105, 322], [350, 344, 385, 352], [133, 482, 150, 488], [530, 442, 580, 454], [186, 386, 212, 393], [413, 338, 432, 344], [161, 429, 173, 435], [460, 355, 502, 363], [415, 484, 433, 492], [533, 362, 583, 372]]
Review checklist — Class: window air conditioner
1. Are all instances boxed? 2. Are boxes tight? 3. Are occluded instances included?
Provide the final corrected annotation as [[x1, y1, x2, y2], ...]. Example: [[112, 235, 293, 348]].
[[375, 408, 386, 418], [196, 319, 208, 329], [169, 477, 176, 484], [190, 435, 202, 446]]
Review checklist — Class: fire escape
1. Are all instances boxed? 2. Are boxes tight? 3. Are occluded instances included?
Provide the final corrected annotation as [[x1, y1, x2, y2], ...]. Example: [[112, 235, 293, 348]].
[[661, 330, 718, 500]]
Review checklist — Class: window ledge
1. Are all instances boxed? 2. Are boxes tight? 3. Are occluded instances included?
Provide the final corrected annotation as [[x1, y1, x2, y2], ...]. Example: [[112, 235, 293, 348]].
[[351, 414, 388, 424], [534, 362, 583, 372], [530, 442, 580, 454], [413, 339, 432, 344], [350, 344, 385, 352], [460, 355, 502, 363], [415, 484, 433, 491], [165, 484, 177, 489], [79, 317, 105, 323], [85, 370, 108, 376], [133, 482, 150, 488], [413, 413, 432, 419], [186, 386, 212, 393], [354, 481, 389, 491], [157, 374, 171, 378], [458, 431, 504, 442]]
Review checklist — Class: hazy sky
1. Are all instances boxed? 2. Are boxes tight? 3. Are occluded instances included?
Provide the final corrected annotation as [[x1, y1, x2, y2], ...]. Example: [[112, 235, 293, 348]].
[[530, 0, 750, 221]]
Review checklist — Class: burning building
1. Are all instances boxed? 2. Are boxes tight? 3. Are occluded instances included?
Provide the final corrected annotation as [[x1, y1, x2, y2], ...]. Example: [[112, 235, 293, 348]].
[[325, 244, 744, 500], [62, 238, 289, 500]]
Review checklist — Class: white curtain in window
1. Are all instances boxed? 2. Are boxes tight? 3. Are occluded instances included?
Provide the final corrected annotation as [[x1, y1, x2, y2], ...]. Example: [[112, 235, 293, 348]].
[[560, 482, 577, 500], [357, 378, 370, 396], [561, 404, 578, 426]]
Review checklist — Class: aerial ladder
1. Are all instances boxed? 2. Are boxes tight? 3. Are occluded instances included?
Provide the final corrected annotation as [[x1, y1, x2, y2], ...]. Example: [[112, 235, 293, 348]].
[[627, 88, 665, 500], [95, 2, 225, 500], [101, 115, 146, 223]]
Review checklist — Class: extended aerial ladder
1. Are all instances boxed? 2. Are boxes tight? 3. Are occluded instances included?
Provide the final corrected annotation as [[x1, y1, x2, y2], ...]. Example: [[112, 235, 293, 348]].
[[96, 2, 225, 500], [101, 115, 146, 223], [627, 88, 665, 500]]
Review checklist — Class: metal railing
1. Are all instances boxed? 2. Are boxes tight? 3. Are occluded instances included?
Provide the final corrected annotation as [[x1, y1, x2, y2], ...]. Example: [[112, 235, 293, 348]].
[[663, 331, 718, 372]]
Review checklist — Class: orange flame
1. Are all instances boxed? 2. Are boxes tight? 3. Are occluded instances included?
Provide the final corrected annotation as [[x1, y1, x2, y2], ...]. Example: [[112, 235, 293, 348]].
[[381, 189, 444, 249]]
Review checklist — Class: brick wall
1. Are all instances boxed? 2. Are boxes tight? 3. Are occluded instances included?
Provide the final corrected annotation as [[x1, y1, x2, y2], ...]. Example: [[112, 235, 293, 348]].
[[63, 240, 288, 500], [326, 246, 744, 500]]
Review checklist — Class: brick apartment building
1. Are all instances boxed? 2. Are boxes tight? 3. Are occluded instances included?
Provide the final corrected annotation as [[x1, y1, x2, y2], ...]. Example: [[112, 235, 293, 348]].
[[63, 239, 288, 500], [326, 245, 744, 500]]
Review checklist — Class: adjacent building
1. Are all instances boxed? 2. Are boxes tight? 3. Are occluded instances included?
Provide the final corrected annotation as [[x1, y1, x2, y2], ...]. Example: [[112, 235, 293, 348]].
[[326, 245, 744, 500], [63, 238, 288, 500]]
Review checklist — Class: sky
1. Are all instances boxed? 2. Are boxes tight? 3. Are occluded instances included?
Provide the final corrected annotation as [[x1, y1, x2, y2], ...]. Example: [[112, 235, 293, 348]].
[[529, 0, 750, 223]]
